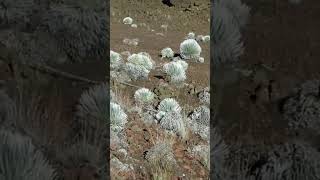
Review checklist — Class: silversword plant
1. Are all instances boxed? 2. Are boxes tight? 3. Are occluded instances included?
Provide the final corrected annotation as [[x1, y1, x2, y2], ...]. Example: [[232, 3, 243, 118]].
[[163, 61, 187, 84], [203, 35, 210, 43], [156, 98, 181, 120], [180, 39, 202, 60], [123, 17, 133, 25], [134, 88, 155, 104], [125, 53, 154, 80], [186, 32, 196, 39], [110, 102, 128, 133], [161, 47, 174, 59], [0, 130, 57, 180], [110, 50, 123, 69]]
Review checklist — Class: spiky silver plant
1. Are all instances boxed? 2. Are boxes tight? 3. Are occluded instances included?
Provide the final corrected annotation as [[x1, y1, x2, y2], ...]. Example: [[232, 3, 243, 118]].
[[155, 98, 185, 133], [125, 53, 154, 80], [212, 1, 244, 66], [186, 32, 196, 39], [0, 90, 17, 127], [40, 3, 107, 62], [122, 17, 133, 25], [190, 105, 210, 126], [137, 52, 155, 68], [175, 60, 188, 71], [0, 130, 57, 180], [163, 61, 187, 84], [0, 0, 36, 26], [282, 80, 320, 131], [159, 110, 185, 134], [161, 47, 174, 59], [74, 83, 109, 146], [76, 83, 109, 124], [217, 0, 250, 28], [145, 141, 176, 168], [180, 39, 202, 60], [198, 57, 205, 63], [125, 63, 150, 80], [110, 102, 127, 133], [110, 50, 123, 70], [157, 98, 181, 115], [198, 88, 210, 105], [134, 88, 155, 104], [186, 105, 210, 141], [210, 128, 229, 179], [203, 35, 210, 43]]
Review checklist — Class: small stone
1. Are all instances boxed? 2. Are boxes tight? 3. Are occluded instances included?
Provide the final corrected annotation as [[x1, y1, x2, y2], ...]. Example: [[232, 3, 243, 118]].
[[143, 131, 150, 141], [194, 86, 203, 94]]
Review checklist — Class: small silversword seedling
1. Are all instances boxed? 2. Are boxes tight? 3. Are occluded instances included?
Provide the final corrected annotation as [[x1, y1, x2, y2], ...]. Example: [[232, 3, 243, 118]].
[[203, 35, 210, 43], [161, 47, 174, 59], [198, 57, 205, 63], [186, 32, 196, 39], [123, 17, 133, 24]]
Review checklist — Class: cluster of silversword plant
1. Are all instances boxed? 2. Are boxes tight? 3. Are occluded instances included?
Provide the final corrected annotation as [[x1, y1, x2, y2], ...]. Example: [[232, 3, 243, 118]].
[[108, 14, 215, 177], [109, 15, 213, 139]]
